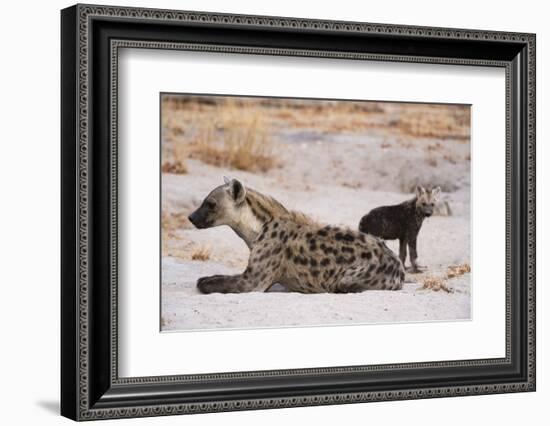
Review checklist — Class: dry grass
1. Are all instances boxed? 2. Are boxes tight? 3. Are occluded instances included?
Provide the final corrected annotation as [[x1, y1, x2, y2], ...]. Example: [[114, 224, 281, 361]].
[[162, 95, 389, 139], [177, 99, 278, 172], [160, 96, 471, 175], [421, 276, 453, 293], [161, 212, 212, 261], [395, 105, 470, 140], [162, 97, 470, 141], [162, 211, 193, 233], [161, 211, 193, 257], [191, 246, 211, 261], [446, 263, 471, 279], [161, 141, 188, 174], [161, 97, 277, 173]]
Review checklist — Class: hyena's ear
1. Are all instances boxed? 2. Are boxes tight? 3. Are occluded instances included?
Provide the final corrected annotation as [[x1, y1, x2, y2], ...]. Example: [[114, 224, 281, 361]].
[[227, 178, 246, 204], [431, 186, 441, 198], [415, 185, 426, 198], [223, 175, 231, 185]]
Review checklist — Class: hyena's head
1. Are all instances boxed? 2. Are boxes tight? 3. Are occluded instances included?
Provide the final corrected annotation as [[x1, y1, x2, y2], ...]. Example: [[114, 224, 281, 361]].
[[415, 185, 441, 217], [188, 176, 256, 230]]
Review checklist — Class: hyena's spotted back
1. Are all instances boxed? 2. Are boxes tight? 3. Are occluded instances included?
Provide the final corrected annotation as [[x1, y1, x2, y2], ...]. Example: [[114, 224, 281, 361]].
[[250, 220, 404, 293]]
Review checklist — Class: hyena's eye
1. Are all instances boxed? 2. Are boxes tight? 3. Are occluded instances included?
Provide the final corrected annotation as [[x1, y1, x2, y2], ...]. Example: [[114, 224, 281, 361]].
[[205, 199, 217, 209]]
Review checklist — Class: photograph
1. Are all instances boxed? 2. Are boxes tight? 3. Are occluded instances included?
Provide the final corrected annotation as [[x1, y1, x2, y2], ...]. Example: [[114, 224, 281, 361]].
[[160, 94, 472, 331]]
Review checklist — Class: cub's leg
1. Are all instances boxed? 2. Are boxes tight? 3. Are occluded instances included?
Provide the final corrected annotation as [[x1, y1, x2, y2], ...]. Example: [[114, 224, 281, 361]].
[[398, 238, 407, 267], [407, 237, 426, 273]]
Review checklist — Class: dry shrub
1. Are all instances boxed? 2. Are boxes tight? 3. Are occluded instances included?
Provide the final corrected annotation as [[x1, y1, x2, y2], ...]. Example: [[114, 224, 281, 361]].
[[443, 154, 458, 164], [425, 156, 438, 167], [425, 142, 443, 152], [341, 181, 363, 189], [191, 245, 211, 261], [398, 139, 414, 149], [189, 101, 276, 172], [162, 142, 188, 174], [446, 263, 471, 279], [396, 106, 470, 139], [422, 276, 453, 293]]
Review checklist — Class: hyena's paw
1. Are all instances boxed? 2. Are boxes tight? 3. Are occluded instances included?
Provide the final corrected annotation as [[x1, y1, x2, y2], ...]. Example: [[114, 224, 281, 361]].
[[196, 275, 227, 294]]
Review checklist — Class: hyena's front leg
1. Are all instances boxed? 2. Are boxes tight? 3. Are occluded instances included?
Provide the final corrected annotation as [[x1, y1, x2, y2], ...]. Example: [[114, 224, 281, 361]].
[[197, 274, 251, 294], [197, 239, 283, 294], [197, 265, 275, 294]]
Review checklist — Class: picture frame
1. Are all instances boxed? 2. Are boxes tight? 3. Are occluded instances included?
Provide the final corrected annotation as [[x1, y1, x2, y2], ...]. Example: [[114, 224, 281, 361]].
[[61, 3, 536, 421]]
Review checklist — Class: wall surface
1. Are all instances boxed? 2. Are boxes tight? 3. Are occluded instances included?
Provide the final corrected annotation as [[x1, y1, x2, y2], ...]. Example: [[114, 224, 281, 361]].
[[0, 0, 547, 424]]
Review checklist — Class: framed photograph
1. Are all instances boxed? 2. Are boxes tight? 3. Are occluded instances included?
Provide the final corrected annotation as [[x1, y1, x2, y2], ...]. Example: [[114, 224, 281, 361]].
[[61, 4, 536, 421]]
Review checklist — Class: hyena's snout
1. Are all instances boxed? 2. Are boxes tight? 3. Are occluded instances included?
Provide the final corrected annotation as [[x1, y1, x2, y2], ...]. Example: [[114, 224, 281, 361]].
[[188, 211, 199, 227], [188, 209, 210, 229], [423, 206, 434, 217]]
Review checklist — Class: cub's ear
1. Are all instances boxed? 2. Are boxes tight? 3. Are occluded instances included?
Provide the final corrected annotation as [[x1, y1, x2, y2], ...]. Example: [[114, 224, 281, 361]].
[[431, 186, 441, 198], [415, 185, 426, 198], [223, 176, 231, 185], [227, 178, 246, 204]]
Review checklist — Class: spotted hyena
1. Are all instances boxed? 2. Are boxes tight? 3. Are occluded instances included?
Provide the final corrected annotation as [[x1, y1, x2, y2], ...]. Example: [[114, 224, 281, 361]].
[[188, 177, 404, 294], [358, 185, 440, 273]]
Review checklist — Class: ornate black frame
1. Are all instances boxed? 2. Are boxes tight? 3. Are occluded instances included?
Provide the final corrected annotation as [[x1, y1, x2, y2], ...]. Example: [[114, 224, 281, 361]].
[[61, 3, 536, 421]]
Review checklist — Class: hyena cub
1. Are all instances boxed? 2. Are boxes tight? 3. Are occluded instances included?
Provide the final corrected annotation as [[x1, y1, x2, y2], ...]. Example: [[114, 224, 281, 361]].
[[188, 177, 404, 294], [358, 186, 440, 273]]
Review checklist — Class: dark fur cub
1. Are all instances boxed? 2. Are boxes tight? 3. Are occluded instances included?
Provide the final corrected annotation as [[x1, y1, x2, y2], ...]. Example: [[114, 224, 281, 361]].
[[358, 186, 440, 273]]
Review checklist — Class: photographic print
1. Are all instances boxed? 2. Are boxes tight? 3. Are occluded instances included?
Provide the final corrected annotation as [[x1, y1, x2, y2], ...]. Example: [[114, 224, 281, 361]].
[[61, 6, 535, 418], [160, 94, 472, 332]]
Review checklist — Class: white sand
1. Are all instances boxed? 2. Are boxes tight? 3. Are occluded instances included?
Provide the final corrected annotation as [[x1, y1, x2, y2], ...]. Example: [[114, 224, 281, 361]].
[[162, 257, 471, 331], [161, 128, 471, 331]]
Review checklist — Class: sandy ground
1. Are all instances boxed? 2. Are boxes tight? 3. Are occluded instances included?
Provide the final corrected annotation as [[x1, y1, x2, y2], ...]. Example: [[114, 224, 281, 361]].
[[161, 122, 472, 331]]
